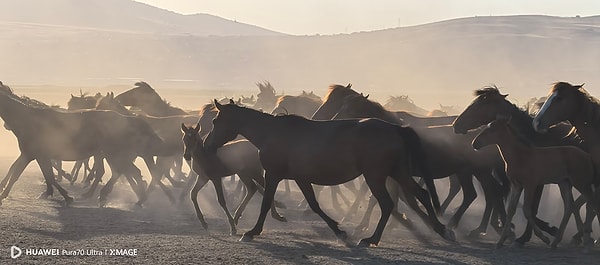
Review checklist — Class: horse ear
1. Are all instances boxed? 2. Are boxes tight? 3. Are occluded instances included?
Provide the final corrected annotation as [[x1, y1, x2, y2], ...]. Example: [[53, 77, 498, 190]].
[[192, 122, 201, 134], [71, 94, 75, 98], [576, 83, 585, 89], [364, 94, 369, 99], [501, 93, 508, 98], [214, 99, 223, 110], [181, 123, 188, 133], [110, 92, 114, 98], [346, 83, 352, 89], [229, 98, 235, 105]]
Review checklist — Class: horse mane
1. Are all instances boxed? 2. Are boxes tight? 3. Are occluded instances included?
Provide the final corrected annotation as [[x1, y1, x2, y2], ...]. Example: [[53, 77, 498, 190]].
[[322, 84, 354, 102], [551, 82, 600, 126], [0, 82, 55, 109], [200, 103, 217, 116], [474, 85, 502, 96]]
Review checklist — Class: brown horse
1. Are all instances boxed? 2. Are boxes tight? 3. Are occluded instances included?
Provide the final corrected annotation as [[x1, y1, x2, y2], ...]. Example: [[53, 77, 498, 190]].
[[181, 123, 286, 235], [253, 81, 279, 111], [473, 116, 597, 249], [452, 86, 584, 245], [95, 92, 200, 202], [333, 93, 509, 237], [114, 81, 188, 116], [271, 94, 322, 118], [0, 82, 168, 207], [383, 95, 429, 116], [533, 82, 600, 247], [204, 100, 454, 246]]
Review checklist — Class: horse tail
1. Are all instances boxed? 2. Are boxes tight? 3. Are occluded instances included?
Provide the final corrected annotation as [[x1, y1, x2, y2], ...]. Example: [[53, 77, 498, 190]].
[[397, 125, 441, 213]]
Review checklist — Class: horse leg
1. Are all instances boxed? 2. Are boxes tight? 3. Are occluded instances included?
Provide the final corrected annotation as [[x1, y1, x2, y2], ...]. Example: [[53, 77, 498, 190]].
[[143, 156, 175, 205], [341, 181, 370, 223], [550, 182, 574, 248], [37, 159, 73, 206], [569, 194, 587, 245], [211, 177, 237, 236], [178, 170, 198, 204], [357, 175, 394, 247], [353, 194, 377, 236], [497, 184, 521, 248], [295, 179, 347, 240], [69, 160, 82, 185], [522, 186, 550, 245], [440, 174, 461, 215], [233, 173, 257, 225], [97, 170, 121, 207], [240, 171, 282, 242], [190, 173, 209, 229], [447, 172, 476, 229], [403, 177, 455, 241], [470, 171, 506, 237], [515, 185, 557, 245], [250, 171, 287, 214], [0, 154, 33, 204], [81, 158, 105, 199]]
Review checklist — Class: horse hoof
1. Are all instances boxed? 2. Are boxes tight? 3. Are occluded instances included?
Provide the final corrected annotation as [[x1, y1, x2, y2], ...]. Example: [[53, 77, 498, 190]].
[[274, 201, 287, 209], [64, 196, 74, 207], [468, 229, 486, 239], [444, 229, 456, 242], [80, 192, 93, 199], [198, 220, 208, 230], [510, 241, 524, 248], [37, 192, 50, 200], [239, 235, 254, 242], [357, 239, 375, 248], [336, 231, 348, 241], [274, 215, 287, 222]]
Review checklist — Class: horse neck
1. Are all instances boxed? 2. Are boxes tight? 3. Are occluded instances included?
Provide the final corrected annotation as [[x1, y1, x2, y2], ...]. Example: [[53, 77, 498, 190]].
[[494, 127, 530, 165], [234, 110, 275, 149], [0, 93, 36, 134], [569, 95, 600, 146]]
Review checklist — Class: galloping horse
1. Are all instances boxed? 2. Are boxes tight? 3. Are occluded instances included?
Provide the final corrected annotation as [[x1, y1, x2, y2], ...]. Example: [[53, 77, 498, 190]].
[[333, 93, 509, 237], [182, 123, 286, 235], [114, 81, 188, 116], [452, 86, 585, 245], [473, 116, 597, 249], [0, 82, 168, 207], [204, 100, 454, 246], [533, 82, 600, 247], [95, 92, 200, 202]]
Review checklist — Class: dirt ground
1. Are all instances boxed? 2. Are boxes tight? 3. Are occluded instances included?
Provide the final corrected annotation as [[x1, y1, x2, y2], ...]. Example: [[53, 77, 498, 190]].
[[0, 156, 599, 265]]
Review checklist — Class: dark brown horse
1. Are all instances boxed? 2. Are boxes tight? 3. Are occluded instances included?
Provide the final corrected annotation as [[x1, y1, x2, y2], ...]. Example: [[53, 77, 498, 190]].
[[182, 123, 286, 235], [95, 92, 201, 203], [0, 82, 168, 207], [114, 82, 188, 116], [204, 100, 454, 246], [333, 93, 509, 237], [533, 82, 600, 247], [452, 86, 584, 245], [473, 116, 597, 249]]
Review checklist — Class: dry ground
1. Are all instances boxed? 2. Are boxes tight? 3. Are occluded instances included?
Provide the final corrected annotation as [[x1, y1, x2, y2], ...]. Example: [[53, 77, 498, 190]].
[[0, 157, 599, 265]]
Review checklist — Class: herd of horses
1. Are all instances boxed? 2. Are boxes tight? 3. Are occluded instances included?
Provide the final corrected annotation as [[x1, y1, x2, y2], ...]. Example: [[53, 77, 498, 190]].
[[1, 80, 600, 251]]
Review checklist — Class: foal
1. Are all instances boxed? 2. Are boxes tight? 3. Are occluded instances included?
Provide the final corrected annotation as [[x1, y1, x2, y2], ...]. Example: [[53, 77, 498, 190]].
[[181, 123, 286, 235], [473, 116, 597, 248]]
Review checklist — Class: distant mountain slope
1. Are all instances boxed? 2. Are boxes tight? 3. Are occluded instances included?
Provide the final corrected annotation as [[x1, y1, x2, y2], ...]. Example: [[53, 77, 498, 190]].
[[0, 0, 283, 36], [1, 14, 600, 109]]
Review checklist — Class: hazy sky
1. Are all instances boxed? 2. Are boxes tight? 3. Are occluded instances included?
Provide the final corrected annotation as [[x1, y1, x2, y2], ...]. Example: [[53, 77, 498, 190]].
[[136, 0, 600, 35]]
